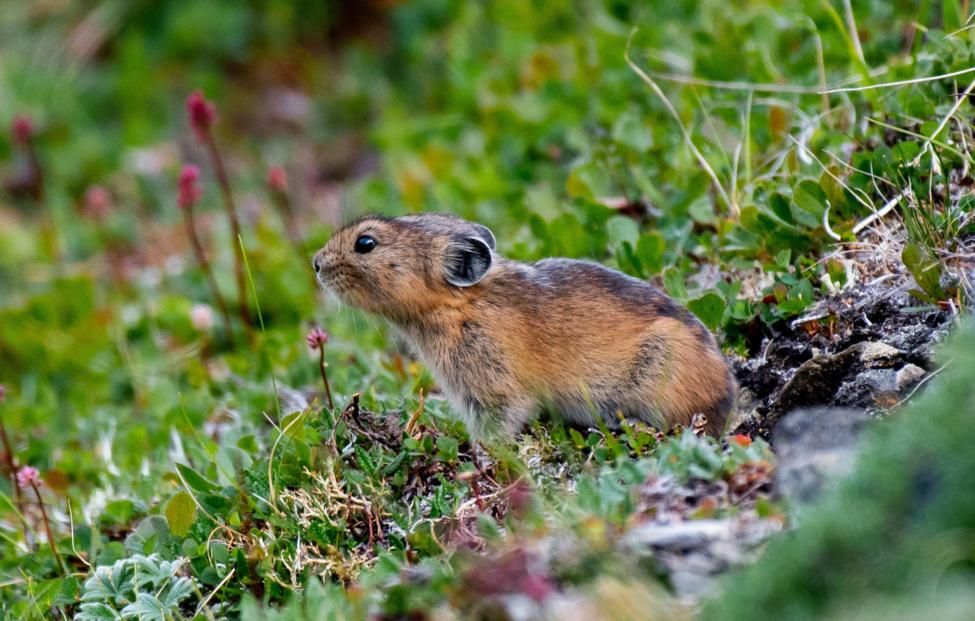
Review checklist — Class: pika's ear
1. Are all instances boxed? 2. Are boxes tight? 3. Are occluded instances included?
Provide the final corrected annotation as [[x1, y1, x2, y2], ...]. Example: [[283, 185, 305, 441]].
[[444, 236, 493, 287], [470, 223, 496, 251]]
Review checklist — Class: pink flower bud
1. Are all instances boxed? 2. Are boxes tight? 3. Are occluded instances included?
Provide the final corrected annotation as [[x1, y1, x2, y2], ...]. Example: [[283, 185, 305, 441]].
[[178, 164, 202, 210], [11, 115, 34, 145], [306, 327, 329, 350], [17, 466, 41, 490], [84, 185, 112, 219], [267, 166, 288, 193], [0, 384, 5, 402], [186, 91, 216, 142]]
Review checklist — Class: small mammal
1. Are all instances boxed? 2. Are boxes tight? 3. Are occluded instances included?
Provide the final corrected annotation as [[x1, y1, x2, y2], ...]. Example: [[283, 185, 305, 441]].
[[313, 213, 736, 437]]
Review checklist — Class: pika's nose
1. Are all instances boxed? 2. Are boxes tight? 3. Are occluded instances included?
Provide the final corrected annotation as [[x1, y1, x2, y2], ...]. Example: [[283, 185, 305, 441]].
[[312, 252, 324, 274]]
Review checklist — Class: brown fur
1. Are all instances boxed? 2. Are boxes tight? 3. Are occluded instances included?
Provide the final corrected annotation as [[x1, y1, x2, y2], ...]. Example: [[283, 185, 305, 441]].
[[313, 213, 736, 437]]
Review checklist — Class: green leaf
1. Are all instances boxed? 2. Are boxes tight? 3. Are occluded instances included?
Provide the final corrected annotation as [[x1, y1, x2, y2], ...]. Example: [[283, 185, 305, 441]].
[[662, 266, 688, 300], [688, 292, 727, 330], [793, 179, 827, 228], [688, 195, 715, 224], [175, 463, 219, 494], [606, 215, 640, 249], [902, 242, 946, 301], [165, 492, 197, 538], [436, 435, 459, 462], [612, 109, 653, 151], [566, 161, 610, 201], [636, 232, 666, 275]]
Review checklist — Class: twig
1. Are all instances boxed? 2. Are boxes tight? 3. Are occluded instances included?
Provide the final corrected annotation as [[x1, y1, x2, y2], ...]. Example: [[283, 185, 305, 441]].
[[193, 567, 235, 618], [820, 66, 975, 94], [851, 191, 908, 235], [894, 361, 950, 409], [822, 201, 842, 241], [404, 390, 426, 438]]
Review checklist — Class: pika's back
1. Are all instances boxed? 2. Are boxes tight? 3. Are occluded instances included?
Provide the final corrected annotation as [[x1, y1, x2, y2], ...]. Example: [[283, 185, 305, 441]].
[[313, 213, 736, 436]]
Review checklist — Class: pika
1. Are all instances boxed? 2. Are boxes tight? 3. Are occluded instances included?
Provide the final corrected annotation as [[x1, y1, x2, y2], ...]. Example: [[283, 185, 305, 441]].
[[313, 213, 736, 437]]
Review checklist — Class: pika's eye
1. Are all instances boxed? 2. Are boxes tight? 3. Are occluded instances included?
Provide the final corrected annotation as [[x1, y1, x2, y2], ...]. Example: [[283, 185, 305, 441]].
[[354, 235, 377, 254]]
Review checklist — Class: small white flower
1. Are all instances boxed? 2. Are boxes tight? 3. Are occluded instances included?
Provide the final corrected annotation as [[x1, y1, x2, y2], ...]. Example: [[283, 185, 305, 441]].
[[190, 303, 215, 332]]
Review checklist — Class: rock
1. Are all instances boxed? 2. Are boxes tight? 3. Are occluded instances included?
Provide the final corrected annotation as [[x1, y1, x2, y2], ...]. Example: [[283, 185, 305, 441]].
[[834, 369, 899, 408], [621, 518, 780, 600], [770, 341, 907, 423], [773, 407, 870, 506], [622, 520, 733, 550], [670, 569, 720, 599], [857, 341, 903, 363], [896, 364, 927, 392]]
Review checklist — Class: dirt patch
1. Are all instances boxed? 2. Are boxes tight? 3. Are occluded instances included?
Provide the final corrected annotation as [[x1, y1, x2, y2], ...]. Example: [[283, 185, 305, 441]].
[[731, 284, 955, 439]]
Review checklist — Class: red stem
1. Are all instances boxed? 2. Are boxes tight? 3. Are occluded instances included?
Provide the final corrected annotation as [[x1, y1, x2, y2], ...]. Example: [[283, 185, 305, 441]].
[[182, 207, 234, 345], [0, 421, 25, 515], [318, 348, 334, 409], [30, 483, 66, 576], [271, 190, 301, 248], [203, 129, 251, 333]]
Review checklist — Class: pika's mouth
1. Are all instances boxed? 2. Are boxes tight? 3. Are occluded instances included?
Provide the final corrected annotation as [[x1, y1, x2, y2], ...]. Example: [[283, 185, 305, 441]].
[[315, 267, 349, 303]]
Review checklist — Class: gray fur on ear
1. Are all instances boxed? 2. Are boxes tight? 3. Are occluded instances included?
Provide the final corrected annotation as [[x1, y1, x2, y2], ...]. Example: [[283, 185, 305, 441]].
[[470, 223, 497, 250], [445, 236, 493, 287]]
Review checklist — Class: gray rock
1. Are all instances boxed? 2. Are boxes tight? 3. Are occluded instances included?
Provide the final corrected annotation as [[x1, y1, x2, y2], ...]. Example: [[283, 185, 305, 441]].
[[771, 341, 909, 422], [622, 520, 733, 551], [773, 406, 870, 506], [857, 341, 903, 364], [621, 518, 781, 600], [669, 569, 720, 599], [833, 368, 899, 408], [896, 364, 927, 392]]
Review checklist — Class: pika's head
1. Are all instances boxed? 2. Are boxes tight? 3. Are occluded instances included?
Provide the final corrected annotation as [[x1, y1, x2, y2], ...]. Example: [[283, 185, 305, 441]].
[[312, 214, 497, 320]]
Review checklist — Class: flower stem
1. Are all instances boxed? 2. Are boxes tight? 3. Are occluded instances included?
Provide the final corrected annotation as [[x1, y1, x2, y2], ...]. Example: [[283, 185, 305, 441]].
[[318, 348, 334, 409], [0, 420, 25, 515], [30, 483, 67, 576], [182, 207, 234, 345], [203, 130, 251, 334], [271, 190, 301, 249]]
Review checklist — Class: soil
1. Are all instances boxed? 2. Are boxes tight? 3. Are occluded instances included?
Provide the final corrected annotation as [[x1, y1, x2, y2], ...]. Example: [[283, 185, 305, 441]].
[[730, 283, 955, 439]]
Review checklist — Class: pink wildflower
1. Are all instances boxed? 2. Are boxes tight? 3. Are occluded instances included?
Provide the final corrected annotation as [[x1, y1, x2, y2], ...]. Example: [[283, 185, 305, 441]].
[[267, 166, 288, 193], [178, 164, 202, 209], [11, 115, 34, 145], [186, 91, 216, 142], [0, 384, 5, 402], [16, 466, 41, 490], [306, 327, 329, 350]]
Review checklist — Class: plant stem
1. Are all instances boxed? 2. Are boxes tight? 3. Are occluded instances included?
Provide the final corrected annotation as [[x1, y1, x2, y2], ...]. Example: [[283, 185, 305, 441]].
[[318, 348, 334, 409], [30, 483, 67, 576], [270, 190, 302, 249], [270, 190, 314, 283], [0, 420, 26, 517], [182, 207, 234, 345], [203, 130, 251, 333]]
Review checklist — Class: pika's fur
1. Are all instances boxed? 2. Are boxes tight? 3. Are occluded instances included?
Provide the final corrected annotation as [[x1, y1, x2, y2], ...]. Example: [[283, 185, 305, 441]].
[[313, 214, 736, 437]]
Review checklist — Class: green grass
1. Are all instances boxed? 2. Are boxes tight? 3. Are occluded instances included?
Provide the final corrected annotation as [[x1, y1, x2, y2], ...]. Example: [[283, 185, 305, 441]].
[[0, 1, 973, 618]]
